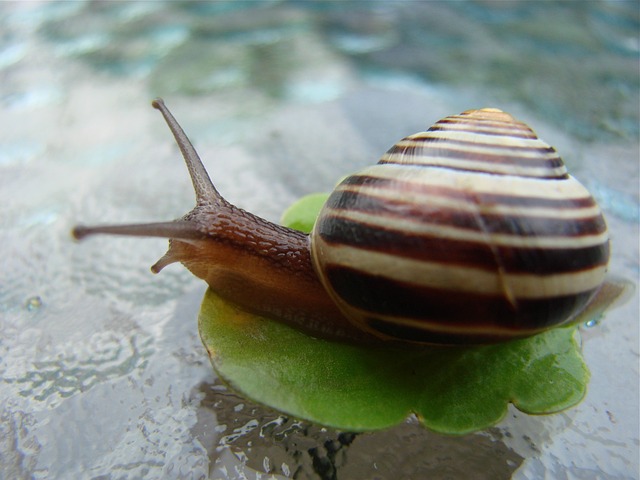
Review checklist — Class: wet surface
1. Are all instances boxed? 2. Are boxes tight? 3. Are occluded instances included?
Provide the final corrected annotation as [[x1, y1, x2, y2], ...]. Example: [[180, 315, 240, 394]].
[[0, 1, 638, 478], [199, 380, 524, 480]]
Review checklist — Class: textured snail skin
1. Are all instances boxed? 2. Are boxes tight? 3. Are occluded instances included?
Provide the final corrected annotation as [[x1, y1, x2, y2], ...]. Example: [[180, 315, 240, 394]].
[[73, 102, 609, 345]]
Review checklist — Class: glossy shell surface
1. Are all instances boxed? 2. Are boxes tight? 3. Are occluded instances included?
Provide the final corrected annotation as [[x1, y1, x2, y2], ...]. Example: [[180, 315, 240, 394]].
[[311, 109, 610, 344]]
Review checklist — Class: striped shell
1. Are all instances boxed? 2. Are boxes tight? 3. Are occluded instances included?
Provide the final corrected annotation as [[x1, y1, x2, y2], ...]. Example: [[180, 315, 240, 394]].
[[311, 108, 610, 344]]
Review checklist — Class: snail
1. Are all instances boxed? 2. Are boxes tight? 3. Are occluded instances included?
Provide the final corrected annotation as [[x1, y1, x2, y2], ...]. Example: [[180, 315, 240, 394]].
[[73, 99, 610, 345]]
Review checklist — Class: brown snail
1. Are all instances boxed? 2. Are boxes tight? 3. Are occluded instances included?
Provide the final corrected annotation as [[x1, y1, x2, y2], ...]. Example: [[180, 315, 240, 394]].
[[73, 99, 610, 345]]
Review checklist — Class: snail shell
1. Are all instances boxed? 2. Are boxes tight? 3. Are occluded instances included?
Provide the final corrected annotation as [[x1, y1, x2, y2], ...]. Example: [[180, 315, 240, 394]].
[[73, 102, 609, 345], [311, 108, 609, 344]]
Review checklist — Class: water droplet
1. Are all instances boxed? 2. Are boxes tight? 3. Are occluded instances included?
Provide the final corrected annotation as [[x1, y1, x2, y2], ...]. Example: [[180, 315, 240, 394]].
[[25, 295, 43, 311], [263, 456, 271, 473], [584, 317, 600, 328]]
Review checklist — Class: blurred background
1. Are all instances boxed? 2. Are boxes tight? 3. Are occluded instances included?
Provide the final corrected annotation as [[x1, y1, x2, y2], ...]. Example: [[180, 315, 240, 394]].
[[1, 1, 638, 479]]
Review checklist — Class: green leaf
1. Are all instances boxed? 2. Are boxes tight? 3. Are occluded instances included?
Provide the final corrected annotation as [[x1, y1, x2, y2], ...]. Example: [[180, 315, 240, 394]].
[[280, 193, 329, 233], [199, 290, 595, 434], [197, 192, 631, 434]]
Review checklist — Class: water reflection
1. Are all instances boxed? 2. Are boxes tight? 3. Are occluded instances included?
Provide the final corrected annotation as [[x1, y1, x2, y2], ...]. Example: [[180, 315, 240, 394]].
[[198, 380, 523, 479]]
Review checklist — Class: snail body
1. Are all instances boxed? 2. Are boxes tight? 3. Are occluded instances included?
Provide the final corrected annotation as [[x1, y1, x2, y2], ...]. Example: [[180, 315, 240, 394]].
[[73, 101, 609, 345]]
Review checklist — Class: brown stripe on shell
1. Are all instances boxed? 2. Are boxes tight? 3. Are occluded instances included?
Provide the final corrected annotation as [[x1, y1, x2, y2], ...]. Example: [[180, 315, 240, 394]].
[[428, 124, 537, 139], [323, 190, 607, 238], [341, 174, 598, 210], [379, 157, 567, 180], [325, 266, 598, 335], [315, 214, 609, 274], [382, 144, 565, 170], [400, 135, 559, 155], [363, 318, 536, 344]]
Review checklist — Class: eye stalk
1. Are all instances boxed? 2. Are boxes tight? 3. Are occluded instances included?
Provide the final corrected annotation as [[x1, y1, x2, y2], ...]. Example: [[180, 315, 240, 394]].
[[73, 98, 372, 344]]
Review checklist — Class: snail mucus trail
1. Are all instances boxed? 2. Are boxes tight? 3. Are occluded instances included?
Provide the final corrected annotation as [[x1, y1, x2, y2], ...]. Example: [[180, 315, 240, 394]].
[[73, 99, 610, 346]]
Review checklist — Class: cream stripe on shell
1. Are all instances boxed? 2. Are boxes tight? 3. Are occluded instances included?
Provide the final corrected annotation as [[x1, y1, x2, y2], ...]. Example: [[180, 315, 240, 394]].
[[380, 154, 566, 178], [336, 184, 602, 220], [398, 131, 561, 154], [315, 240, 607, 299], [350, 164, 593, 200]]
